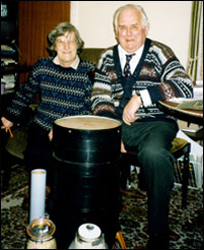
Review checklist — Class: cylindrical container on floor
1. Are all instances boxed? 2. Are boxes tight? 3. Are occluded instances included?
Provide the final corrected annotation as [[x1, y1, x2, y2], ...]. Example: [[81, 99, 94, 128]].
[[50, 115, 122, 248], [26, 218, 57, 249], [29, 169, 46, 223], [68, 223, 108, 249]]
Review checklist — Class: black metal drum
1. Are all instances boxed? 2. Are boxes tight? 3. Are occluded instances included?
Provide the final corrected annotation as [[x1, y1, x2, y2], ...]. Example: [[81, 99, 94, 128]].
[[49, 115, 122, 248]]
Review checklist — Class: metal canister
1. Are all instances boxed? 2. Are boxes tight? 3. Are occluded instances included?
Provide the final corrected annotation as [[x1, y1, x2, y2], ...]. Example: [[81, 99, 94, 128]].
[[69, 223, 107, 249], [26, 218, 57, 249]]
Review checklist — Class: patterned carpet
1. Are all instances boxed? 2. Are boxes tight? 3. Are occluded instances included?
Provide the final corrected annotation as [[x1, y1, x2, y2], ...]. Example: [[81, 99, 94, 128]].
[[1, 165, 203, 249]]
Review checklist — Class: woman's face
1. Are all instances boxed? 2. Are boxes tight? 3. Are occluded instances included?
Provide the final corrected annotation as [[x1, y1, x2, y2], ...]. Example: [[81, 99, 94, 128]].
[[55, 31, 78, 67]]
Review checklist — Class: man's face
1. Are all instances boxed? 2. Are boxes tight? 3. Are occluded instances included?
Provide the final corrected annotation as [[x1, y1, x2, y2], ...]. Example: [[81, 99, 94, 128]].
[[116, 8, 149, 53]]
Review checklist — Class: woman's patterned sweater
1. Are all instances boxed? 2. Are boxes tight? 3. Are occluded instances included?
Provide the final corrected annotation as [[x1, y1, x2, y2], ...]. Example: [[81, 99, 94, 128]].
[[5, 57, 95, 131]]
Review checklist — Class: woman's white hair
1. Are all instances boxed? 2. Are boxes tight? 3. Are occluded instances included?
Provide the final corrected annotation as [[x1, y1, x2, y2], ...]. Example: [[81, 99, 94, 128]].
[[113, 4, 149, 32]]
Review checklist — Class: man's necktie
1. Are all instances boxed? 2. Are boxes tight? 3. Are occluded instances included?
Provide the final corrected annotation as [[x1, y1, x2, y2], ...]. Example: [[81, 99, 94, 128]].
[[123, 53, 135, 79]]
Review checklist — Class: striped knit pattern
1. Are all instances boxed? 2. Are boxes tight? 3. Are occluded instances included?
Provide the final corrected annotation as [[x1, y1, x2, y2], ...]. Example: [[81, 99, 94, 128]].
[[6, 57, 95, 131], [91, 39, 194, 120]]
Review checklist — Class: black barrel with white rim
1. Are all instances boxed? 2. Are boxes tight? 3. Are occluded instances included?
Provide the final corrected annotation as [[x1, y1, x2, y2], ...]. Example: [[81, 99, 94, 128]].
[[49, 115, 122, 248]]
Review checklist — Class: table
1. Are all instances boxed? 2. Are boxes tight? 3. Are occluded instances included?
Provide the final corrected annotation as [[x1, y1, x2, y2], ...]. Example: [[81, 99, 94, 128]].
[[158, 100, 203, 125], [157, 100, 203, 140]]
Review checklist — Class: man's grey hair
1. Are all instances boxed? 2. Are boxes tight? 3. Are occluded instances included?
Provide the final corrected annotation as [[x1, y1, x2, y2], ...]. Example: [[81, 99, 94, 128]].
[[113, 4, 149, 32]]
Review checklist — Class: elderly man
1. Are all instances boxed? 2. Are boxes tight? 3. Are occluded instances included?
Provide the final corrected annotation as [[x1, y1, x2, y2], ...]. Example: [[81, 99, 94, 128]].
[[91, 4, 193, 249]]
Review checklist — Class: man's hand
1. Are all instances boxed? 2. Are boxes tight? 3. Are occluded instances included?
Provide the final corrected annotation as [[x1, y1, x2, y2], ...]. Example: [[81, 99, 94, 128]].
[[122, 95, 142, 125]]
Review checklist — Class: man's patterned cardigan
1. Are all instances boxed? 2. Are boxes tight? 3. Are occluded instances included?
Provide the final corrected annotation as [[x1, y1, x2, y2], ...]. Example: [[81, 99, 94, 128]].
[[91, 38, 194, 122]]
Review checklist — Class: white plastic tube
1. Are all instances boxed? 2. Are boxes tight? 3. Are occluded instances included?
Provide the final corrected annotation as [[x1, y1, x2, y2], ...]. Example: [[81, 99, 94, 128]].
[[29, 169, 46, 223]]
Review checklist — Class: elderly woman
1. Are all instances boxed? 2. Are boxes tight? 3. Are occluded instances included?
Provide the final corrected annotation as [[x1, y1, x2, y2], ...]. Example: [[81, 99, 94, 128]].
[[1, 22, 95, 171], [1, 23, 96, 249]]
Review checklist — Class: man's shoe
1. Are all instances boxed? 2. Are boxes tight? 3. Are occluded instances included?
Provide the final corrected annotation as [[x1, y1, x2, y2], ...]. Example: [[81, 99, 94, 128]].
[[147, 234, 169, 249]]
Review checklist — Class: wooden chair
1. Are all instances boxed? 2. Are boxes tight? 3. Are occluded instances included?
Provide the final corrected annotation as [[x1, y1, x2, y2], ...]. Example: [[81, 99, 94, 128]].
[[120, 137, 191, 208], [2, 105, 37, 191]]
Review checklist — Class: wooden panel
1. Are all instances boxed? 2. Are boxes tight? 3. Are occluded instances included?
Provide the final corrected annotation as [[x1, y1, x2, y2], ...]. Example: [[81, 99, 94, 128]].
[[18, 1, 70, 83]]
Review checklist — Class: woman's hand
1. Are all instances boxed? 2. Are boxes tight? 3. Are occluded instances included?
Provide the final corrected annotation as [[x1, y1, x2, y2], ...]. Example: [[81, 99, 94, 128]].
[[122, 95, 142, 125], [1, 117, 14, 132], [121, 140, 127, 153], [48, 128, 53, 142]]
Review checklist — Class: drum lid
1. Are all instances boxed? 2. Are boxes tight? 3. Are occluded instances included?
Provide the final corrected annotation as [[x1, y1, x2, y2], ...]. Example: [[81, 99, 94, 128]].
[[54, 115, 121, 130]]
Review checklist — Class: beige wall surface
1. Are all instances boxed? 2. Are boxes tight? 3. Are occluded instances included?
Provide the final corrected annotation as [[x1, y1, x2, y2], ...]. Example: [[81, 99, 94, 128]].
[[71, 1, 192, 68]]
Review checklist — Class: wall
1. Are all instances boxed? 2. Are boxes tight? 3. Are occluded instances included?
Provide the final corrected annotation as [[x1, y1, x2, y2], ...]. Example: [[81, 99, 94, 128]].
[[18, 1, 70, 84], [71, 1, 192, 68]]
